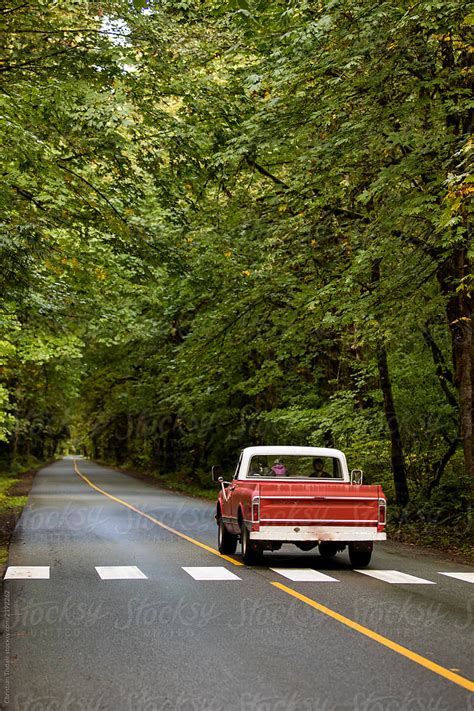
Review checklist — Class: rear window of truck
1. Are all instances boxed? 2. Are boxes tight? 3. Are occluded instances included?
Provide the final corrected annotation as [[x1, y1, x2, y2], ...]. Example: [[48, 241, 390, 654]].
[[247, 455, 343, 479]]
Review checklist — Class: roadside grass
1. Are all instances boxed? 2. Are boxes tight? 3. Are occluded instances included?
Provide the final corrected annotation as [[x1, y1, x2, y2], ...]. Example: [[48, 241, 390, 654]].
[[0, 457, 45, 574], [0, 471, 19, 501], [0, 463, 33, 512], [386, 518, 474, 564], [0, 493, 28, 510]]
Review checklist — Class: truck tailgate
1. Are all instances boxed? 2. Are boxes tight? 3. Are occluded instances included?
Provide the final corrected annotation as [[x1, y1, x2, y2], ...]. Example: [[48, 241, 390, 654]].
[[258, 482, 381, 526]]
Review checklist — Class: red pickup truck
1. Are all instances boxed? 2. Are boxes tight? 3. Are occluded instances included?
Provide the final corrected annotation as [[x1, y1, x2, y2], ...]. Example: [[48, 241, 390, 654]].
[[213, 446, 386, 566]]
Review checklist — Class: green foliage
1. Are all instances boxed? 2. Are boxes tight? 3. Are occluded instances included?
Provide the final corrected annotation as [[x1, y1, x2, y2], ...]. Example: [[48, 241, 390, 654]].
[[1, 1, 471, 533]]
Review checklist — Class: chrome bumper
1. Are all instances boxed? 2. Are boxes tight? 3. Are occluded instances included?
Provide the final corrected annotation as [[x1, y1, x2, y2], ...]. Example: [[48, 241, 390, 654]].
[[250, 525, 386, 542]]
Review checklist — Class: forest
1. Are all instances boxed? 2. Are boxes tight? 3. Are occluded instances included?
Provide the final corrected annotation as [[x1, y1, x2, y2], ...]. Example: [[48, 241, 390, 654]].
[[1, 1, 472, 549]]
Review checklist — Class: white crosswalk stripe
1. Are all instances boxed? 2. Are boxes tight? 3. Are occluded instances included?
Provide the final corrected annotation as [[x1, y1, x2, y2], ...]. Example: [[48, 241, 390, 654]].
[[270, 568, 339, 582], [4, 565, 474, 584], [95, 566, 147, 580], [182, 566, 241, 581], [4, 566, 50, 580], [439, 572, 474, 584], [355, 570, 435, 584]]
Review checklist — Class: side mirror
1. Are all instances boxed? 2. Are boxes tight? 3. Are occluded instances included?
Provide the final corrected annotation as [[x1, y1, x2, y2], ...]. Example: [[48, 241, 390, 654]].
[[212, 465, 224, 482], [351, 469, 364, 485]]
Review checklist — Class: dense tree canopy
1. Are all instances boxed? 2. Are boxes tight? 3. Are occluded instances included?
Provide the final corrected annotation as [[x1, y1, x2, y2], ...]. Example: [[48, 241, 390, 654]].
[[1, 1, 472, 524]]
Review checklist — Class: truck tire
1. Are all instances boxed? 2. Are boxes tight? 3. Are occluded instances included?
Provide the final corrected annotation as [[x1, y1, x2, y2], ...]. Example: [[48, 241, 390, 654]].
[[318, 542, 339, 558], [241, 522, 262, 565], [348, 542, 372, 568], [217, 518, 237, 555]]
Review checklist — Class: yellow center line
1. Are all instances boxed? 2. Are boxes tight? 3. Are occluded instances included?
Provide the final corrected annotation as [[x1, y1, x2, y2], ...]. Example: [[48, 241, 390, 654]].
[[271, 582, 474, 693], [73, 459, 243, 566]]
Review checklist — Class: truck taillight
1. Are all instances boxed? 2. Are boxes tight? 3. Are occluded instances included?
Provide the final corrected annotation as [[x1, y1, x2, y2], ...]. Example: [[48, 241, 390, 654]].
[[252, 497, 260, 522], [378, 499, 386, 525]]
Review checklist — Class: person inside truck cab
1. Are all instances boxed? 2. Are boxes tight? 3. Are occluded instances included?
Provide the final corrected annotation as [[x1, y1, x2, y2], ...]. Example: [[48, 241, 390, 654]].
[[270, 458, 288, 476], [250, 461, 267, 476], [311, 458, 332, 477]]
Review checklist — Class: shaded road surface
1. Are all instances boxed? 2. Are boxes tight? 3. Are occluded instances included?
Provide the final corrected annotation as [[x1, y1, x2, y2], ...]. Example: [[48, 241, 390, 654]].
[[2, 458, 473, 710]]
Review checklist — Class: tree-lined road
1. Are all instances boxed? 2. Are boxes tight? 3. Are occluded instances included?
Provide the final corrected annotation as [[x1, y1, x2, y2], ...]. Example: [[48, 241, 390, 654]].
[[3, 459, 473, 710]]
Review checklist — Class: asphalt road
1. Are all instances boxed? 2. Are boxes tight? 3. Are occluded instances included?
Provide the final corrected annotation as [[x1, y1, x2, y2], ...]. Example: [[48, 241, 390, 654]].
[[2, 458, 473, 710]]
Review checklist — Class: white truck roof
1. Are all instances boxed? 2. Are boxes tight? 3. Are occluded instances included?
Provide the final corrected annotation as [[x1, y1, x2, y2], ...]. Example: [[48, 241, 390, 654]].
[[242, 446, 345, 457], [239, 446, 350, 481]]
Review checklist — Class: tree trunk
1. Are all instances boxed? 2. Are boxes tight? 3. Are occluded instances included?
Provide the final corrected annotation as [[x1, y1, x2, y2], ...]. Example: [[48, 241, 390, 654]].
[[439, 33, 473, 479], [437, 247, 473, 478], [11, 425, 19, 464], [377, 344, 409, 506], [372, 260, 409, 505]]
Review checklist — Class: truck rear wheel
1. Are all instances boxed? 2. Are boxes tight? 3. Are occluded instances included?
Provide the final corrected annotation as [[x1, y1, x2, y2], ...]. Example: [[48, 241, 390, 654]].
[[348, 542, 372, 568], [217, 518, 237, 555], [241, 523, 262, 565]]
